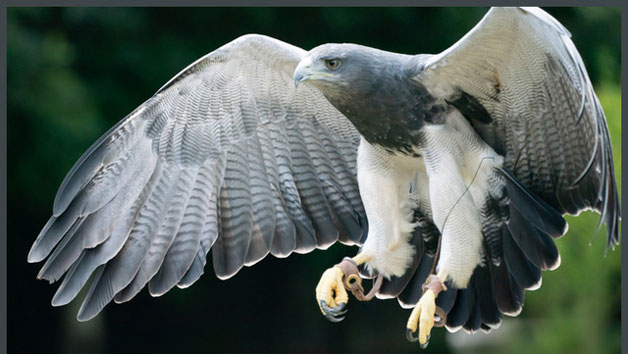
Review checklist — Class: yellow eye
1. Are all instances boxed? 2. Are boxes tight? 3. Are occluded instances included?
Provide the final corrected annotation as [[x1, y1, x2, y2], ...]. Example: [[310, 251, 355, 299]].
[[325, 59, 341, 70]]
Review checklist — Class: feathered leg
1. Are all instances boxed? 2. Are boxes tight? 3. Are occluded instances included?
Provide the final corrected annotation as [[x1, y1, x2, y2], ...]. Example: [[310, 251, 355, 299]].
[[315, 138, 419, 321], [405, 121, 503, 347]]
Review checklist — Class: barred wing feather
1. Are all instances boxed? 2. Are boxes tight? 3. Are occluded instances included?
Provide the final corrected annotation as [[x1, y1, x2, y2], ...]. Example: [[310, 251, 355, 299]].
[[28, 34, 366, 321], [421, 7, 619, 248]]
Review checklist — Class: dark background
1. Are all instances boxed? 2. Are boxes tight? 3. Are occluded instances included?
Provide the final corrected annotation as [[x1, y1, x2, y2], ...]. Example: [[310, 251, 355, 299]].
[[7, 7, 621, 354]]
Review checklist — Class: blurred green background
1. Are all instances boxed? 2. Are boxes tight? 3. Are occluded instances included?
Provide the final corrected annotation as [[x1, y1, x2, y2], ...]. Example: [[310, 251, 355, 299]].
[[7, 7, 620, 354]]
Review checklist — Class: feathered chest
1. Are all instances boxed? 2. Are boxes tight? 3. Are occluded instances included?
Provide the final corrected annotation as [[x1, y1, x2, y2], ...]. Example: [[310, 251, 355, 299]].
[[323, 78, 449, 154]]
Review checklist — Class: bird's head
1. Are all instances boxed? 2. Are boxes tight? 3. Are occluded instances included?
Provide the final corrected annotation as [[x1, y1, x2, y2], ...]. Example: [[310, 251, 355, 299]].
[[294, 44, 349, 88], [293, 43, 391, 96], [293, 43, 416, 120]]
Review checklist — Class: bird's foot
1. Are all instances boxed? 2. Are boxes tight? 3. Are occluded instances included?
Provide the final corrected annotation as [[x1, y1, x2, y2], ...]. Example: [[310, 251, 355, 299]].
[[315, 253, 372, 322], [406, 274, 448, 348], [315, 265, 349, 322]]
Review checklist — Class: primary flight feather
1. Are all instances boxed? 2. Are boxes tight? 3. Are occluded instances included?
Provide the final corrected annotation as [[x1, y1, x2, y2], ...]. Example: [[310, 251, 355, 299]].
[[29, 7, 619, 346]]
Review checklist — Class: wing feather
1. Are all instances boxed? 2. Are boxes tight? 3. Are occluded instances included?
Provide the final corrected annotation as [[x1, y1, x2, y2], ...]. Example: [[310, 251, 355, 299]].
[[30, 34, 365, 320], [420, 7, 619, 248], [116, 166, 201, 302], [387, 7, 618, 333]]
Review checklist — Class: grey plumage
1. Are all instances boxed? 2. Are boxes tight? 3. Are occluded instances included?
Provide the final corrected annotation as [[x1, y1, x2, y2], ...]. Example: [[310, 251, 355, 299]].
[[29, 7, 619, 332], [418, 7, 619, 247], [30, 34, 365, 321]]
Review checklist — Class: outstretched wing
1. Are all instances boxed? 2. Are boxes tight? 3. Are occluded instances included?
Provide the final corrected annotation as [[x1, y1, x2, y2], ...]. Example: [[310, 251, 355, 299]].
[[379, 7, 619, 333], [28, 34, 366, 321], [419, 7, 619, 247]]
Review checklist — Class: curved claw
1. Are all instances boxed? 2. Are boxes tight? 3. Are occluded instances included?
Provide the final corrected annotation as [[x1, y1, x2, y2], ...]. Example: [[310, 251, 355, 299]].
[[316, 266, 350, 322], [324, 313, 346, 323], [323, 301, 346, 314], [406, 329, 430, 348], [406, 328, 419, 343], [320, 300, 347, 322]]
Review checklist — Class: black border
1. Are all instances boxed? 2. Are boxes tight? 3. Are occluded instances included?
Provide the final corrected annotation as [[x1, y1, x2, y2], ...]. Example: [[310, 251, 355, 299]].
[[2, 4, 7, 354], [2, 0, 628, 5], [621, 7, 626, 354]]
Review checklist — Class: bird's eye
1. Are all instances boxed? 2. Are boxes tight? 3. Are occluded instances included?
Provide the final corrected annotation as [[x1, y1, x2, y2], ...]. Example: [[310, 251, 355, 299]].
[[325, 59, 341, 70]]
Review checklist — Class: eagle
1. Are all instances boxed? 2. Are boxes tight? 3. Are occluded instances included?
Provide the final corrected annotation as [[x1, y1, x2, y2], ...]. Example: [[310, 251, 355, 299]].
[[28, 7, 619, 348]]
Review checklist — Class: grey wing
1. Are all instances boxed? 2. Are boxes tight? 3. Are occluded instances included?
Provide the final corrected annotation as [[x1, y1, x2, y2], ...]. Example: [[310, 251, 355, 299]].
[[27, 34, 366, 321], [419, 7, 619, 248], [377, 7, 620, 333]]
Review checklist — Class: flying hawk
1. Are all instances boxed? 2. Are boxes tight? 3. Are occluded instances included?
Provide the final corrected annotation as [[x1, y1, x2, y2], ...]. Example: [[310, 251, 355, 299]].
[[28, 7, 620, 347]]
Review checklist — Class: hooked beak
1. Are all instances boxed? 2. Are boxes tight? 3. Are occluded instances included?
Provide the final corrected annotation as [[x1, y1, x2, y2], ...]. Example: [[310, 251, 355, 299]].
[[293, 56, 333, 87], [293, 56, 313, 87]]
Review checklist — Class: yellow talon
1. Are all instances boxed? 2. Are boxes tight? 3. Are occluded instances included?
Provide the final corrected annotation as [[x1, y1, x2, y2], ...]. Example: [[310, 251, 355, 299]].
[[407, 289, 437, 347], [406, 270, 448, 348], [315, 253, 372, 322], [315, 266, 348, 322]]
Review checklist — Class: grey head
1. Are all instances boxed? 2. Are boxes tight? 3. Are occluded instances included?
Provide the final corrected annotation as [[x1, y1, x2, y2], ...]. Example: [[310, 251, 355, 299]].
[[293, 43, 443, 152]]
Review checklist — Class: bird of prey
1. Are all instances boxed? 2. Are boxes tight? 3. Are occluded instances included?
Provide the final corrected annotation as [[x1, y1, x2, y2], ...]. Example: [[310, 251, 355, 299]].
[[28, 7, 619, 348]]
